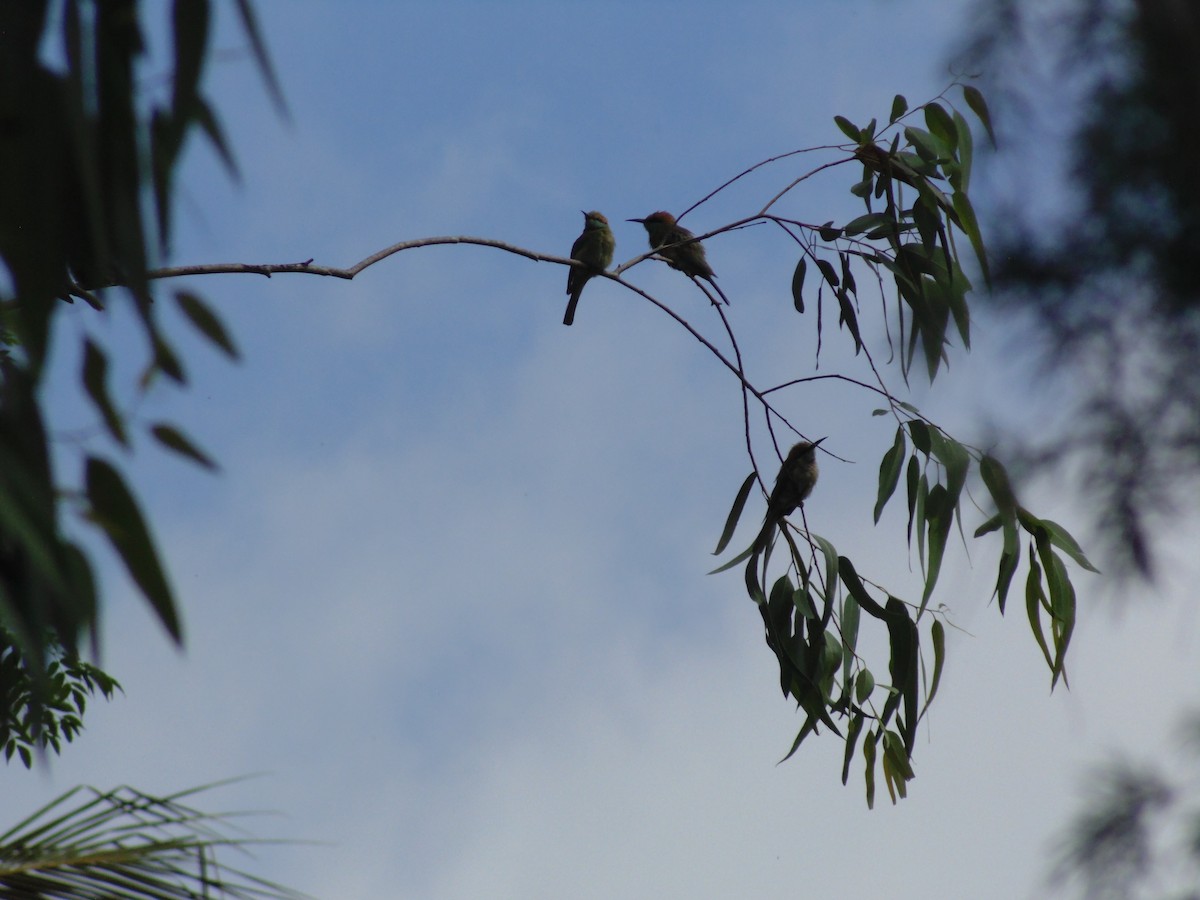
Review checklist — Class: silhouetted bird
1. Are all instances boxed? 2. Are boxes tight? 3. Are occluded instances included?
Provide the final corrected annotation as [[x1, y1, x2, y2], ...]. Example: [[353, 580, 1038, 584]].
[[563, 211, 615, 326], [628, 210, 728, 304], [753, 438, 824, 552]]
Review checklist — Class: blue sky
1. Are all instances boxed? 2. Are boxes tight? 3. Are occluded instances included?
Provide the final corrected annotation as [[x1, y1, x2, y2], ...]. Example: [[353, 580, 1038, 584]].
[[11, 2, 1200, 898]]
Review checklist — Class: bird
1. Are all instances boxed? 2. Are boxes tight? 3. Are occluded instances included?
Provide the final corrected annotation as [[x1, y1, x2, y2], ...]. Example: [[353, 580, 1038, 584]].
[[563, 211, 615, 326], [627, 210, 728, 304], [753, 438, 825, 552]]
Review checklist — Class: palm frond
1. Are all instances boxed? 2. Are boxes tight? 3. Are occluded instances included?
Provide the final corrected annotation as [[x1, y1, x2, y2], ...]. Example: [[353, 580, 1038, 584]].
[[0, 780, 312, 899]]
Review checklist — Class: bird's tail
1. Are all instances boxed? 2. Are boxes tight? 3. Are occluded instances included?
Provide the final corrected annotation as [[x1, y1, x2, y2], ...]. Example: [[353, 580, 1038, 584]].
[[563, 286, 582, 326]]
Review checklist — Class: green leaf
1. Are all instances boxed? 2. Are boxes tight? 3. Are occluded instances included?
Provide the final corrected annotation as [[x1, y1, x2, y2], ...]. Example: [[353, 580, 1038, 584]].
[[923, 619, 945, 719], [928, 429, 970, 503], [874, 426, 907, 523], [855, 668, 875, 703], [1035, 536, 1075, 688], [836, 557, 894, 622], [813, 534, 839, 601], [840, 593, 860, 684], [951, 190, 991, 286], [81, 339, 128, 446], [708, 542, 754, 574], [1039, 518, 1100, 573], [842, 713, 864, 785], [962, 84, 996, 147], [150, 423, 218, 471], [863, 729, 878, 809], [921, 483, 951, 607], [176, 291, 240, 360], [974, 513, 1001, 538], [885, 597, 918, 755], [907, 419, 931, 455], [843, 212, 893, 237], [889, 94, 908, 123], [951, 110, 973, 192], [1025, 550, 1055, 672], [834, 115, 862, 142], [923, 102, 957, 152], [904, 126, 946, 162], [791, 257, 807, 313], [85, 458, 182, 643], [905, 455, 920, 544]]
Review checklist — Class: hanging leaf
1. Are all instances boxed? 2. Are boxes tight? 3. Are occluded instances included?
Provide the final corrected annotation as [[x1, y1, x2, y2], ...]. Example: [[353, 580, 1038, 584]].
[[874, 426, 907, 523], [85, 458, 182, 644], [82, 339, 128, 446], [150, 423, 218, 471], [791, 257, 807, 313], [962, 84, 996, 147], [176, 291, 240, 359]]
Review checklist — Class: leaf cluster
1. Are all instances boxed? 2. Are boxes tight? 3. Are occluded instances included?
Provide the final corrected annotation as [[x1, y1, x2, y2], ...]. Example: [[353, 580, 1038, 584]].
[[0, 626, 121, 768], [711, 87, 1095, 805], [0, 2, 269, 752]]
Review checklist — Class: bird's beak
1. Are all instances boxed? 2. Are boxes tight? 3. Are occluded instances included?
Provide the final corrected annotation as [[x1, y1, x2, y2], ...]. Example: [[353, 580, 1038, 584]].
[[812, 437, 827, 448], [580, 210, 588, 218], [627, 217, 645, 224]]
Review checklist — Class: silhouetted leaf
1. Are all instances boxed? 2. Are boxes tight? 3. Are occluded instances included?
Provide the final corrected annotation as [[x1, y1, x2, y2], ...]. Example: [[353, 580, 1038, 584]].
[[889, 94, 908, 123], [81, 339, 128, 446], [176, 291, 239, 359], [233, 0, 289, 116], [150, 423, 217, 471], [193, 96, 239, 180], [816, 257, 840, 287], [817, 222, 841, 241], [85, 458, 181, 643], [791, 257, 806, 313]]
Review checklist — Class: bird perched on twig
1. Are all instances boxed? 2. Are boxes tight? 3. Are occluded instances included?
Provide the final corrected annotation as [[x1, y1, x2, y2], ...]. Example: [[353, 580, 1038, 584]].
[[753, 438, 825, 552], [628, 210, 729, 305], [563, 211, 615, 326]]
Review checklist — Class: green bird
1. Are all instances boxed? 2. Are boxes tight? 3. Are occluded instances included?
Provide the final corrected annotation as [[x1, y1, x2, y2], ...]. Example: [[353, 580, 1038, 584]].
[[563, 210, 615, 326], [628, 210, 729, 304], [752, 438, 825, 553]]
